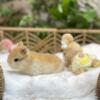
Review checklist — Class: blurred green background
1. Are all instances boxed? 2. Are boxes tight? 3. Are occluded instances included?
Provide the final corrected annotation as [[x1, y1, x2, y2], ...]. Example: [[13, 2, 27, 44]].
[[0, 0, 100, 29]]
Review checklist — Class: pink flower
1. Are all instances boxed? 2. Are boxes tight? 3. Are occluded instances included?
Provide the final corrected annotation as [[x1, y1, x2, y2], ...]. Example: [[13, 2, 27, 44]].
[[1, 39, 14, 53]]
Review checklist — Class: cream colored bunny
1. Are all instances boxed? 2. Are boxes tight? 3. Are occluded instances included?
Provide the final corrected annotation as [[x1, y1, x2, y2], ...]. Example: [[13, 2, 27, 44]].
[[61, 33, 82, 67], [8, 42, 64, 76]]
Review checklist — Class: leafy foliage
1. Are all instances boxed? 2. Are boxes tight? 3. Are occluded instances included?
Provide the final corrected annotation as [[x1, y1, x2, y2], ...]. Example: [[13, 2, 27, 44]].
[[0, 6, 13, 16], [19, 15, 33, 27], [49, 0, 99, 28], [0, 0, 100, 29]]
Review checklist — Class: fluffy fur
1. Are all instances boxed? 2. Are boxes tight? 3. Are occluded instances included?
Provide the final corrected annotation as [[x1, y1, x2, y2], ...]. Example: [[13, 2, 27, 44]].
[[92, 59, 100, 68], [7, 42, 64, 76], [61, 33, 82, 67], [70, 53, 100, 74]]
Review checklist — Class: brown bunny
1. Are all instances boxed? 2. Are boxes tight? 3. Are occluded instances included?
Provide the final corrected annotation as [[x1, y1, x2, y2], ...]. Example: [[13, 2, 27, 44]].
[[61, 33, 82, 67], [8, 42, 64, 76]]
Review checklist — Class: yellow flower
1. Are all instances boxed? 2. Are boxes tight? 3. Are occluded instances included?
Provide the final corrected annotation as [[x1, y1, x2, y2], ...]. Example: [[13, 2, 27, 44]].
[[79, 55, 91, 65]]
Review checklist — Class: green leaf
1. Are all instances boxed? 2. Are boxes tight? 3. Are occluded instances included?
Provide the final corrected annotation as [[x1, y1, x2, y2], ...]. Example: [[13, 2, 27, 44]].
[[82, 9, 97, 22], [49, 7, 63, 20], [0, 6, 13, 16], [58, 4, 63, 13], [62, 0, 76, 14], [19, 15, 33, 26]]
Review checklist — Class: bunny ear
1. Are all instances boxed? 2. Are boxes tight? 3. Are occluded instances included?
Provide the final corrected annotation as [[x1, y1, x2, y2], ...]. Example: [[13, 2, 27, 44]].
[[17, 41, 24, 47], [20, 47, 28, 55]]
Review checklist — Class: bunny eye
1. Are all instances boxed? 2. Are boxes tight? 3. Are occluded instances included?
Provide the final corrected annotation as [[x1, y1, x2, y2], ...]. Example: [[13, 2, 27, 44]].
[[14, 58, 19, 62]]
